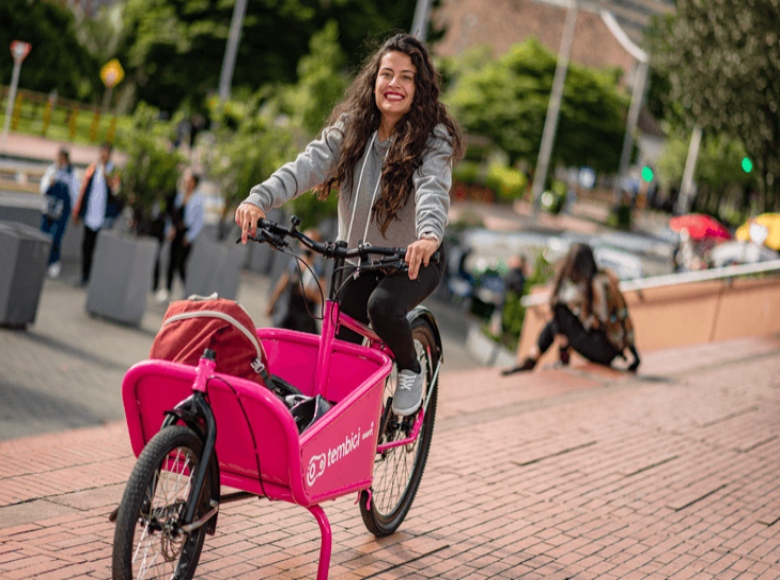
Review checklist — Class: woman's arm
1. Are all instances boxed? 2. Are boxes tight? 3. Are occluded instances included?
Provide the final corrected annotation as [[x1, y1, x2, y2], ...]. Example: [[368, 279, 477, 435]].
[[591, 276, 609, 327], [244, 124, 343, 212], [412, 125, 453, 245], [406, 126, 454, 280], [238, 124, 343, 243], [39, 165, 56, 195]]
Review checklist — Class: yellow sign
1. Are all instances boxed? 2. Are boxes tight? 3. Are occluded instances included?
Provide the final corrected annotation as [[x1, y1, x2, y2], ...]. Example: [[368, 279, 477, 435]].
[[100, 59, 125, 89]]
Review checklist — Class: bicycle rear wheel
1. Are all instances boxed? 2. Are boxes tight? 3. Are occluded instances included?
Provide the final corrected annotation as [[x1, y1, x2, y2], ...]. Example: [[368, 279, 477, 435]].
[[360, 316, 439, 536], [112, 425, 213, 580]]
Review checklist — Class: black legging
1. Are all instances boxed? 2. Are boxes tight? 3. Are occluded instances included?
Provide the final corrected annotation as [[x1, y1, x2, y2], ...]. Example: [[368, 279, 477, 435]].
[[337, 247, 445, 371], [538, 304, 620, 366], [166, 234, 192, 292], [81, 226, 100, 282]]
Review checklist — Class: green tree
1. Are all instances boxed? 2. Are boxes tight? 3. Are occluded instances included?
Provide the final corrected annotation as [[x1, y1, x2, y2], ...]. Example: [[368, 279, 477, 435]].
[[0, 0, 99, 100], [115, 103, 184, 233], [204, 101, 297, 235], [445, 39, 628, 174], [657, 131, 754, 225], [278, 20, 348, 135], [116, 0, 418, 114], [652, 0, 780, 211]]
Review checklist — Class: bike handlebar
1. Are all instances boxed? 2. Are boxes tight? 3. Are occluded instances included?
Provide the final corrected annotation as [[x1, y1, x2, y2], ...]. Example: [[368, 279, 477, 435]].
[[241, 216, 440, 272]]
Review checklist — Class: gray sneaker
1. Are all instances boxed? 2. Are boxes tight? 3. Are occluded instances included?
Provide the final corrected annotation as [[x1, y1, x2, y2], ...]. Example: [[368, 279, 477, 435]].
[[392, 368, 423, 416]]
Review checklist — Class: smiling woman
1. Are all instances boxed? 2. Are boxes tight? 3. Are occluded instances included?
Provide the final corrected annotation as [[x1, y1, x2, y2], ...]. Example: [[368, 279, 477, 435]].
[[235, 32, 464, 417]]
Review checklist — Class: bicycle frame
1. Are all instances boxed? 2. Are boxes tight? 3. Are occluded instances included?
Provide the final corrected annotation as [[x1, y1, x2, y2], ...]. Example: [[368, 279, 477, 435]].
[[118, 223, 443, 580], [311, 249, 439, 454]]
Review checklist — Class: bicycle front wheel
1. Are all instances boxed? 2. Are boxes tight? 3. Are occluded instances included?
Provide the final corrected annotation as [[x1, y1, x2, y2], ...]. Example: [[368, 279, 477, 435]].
[[360, 316, 439, 536], [112, 425, 213, 580]]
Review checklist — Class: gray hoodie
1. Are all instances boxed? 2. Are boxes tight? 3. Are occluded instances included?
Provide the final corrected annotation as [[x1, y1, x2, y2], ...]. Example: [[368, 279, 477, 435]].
[[244, 121, 453, 249]]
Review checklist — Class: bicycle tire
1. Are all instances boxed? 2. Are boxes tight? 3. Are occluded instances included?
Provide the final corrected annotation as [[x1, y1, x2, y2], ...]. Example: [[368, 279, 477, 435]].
[[112, 425, 213, 580], [360, 316, 439, 536]]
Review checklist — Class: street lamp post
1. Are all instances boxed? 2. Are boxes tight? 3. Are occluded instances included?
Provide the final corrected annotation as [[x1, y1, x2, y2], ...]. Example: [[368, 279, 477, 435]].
[[530, 0, 579, 216], [411, 0, 434, 41], [218, 0, 248, 102]]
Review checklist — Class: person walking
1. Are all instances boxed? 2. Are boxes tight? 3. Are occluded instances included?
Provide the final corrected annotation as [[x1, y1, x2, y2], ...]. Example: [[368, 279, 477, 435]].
[[156, 169, 204, 302], [39, 148, 79, 278], [501, 243, 640, 375], [236, 33, 464, 416], [72, 143, 122, 285]]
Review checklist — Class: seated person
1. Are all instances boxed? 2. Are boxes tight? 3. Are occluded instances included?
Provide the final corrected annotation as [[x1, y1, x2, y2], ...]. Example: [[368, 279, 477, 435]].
[[502, 243, 640, 375]]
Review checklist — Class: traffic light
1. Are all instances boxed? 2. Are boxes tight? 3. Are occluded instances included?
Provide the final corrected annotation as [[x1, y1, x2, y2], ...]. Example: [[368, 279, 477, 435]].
[[741, 157, 753, 173], [641, 165, 654, 182]]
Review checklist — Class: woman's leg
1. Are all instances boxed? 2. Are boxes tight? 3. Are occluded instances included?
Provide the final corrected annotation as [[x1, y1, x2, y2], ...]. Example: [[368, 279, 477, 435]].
[[552, 305, 618, 365], [336, 268, 381, 345], [366, 259, 444, 371], [166, 238, 183, 292]]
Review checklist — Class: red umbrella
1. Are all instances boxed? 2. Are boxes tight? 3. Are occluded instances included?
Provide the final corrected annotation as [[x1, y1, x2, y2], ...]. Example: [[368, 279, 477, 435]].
[[669, 214, 732, 241]]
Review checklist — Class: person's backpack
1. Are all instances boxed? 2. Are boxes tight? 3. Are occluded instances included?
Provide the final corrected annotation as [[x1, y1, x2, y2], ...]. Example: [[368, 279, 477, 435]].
[[601, 270, 636, 354], [151, 295, 276, 389]]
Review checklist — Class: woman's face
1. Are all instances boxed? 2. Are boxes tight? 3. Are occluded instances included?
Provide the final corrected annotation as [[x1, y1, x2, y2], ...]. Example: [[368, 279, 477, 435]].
[[374, 51, 416, 126]]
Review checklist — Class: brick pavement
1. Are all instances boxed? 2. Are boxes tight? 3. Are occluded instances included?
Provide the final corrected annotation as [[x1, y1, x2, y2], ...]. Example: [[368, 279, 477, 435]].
[[1, 333, 779, 578]]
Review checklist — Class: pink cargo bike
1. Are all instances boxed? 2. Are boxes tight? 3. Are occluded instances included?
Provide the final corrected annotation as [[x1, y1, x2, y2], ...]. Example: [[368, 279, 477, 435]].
[[111, 216, 443, 579]]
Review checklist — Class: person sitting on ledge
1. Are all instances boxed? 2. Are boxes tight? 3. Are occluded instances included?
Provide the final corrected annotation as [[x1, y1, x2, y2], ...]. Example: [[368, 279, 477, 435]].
[[502, 243, 640, 375]]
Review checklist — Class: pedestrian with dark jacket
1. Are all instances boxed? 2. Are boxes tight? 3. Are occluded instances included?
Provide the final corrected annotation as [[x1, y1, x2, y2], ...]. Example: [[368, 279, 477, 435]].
[[39, 148, 79, 278], [72, 143, 122, 285]]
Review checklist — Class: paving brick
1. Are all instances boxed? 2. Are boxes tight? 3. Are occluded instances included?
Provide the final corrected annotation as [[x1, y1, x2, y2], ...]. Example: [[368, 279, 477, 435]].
[[1, 289, 780, 580]]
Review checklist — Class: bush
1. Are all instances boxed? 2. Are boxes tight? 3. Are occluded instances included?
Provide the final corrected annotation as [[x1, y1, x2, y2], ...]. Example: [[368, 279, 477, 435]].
[[115, 103, 184, 235], [498, 249, 555, 350], [452, 161, 482, 185], [486, 163, 527, 203]]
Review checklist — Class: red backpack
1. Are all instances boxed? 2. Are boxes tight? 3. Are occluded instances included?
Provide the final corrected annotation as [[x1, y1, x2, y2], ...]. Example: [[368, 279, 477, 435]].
[[150, 296, 273, 387]]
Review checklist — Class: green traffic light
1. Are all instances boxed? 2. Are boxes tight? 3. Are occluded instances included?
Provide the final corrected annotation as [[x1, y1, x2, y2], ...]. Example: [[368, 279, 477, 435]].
[[641, 166, 654, 182], [741, 157, 753, 173]]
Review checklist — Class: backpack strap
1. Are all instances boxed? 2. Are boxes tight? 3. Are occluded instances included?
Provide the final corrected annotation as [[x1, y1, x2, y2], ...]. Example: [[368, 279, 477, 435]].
[[162, 310, 273, 385]]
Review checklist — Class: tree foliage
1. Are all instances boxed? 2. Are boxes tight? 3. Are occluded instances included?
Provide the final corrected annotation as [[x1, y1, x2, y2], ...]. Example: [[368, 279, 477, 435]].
[[115, 103, 185, 230], [203, 101, 297, 223], [443, 39, 628, 174], [116, 0, 418, 114], [652, 0, 780, 211], [276, 20, 348, 135], [0, 0, 99, 100], [657, 131, 754, 224]]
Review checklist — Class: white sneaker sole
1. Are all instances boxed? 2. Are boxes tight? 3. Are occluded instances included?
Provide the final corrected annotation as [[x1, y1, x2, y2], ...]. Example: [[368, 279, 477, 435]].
[[391, 398, 422, 417]]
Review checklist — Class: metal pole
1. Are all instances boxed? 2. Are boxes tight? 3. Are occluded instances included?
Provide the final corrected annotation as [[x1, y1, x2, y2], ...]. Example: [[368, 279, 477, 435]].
[[677, 125, 702, 214], [218, 0, 248, 102], [411, 0, 434, 41], [1, 59, 22, 152], [530, 0, 579, 215], [613, 58, 648, 203]]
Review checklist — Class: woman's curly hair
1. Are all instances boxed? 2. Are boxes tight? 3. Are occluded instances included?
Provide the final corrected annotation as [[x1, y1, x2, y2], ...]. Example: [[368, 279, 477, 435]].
[[314, 33, 464, 235]]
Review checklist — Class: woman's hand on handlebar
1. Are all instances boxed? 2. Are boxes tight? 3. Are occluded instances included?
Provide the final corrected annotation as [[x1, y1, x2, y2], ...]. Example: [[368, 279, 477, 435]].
[[235, 202, 267, 244], [405, 238, 439, 280]]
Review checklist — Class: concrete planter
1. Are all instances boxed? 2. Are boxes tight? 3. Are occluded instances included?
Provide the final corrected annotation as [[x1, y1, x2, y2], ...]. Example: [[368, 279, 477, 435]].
[[465, 324, 516, 368], [60, 220, 83, 263], [185, 238, 248, 300], [85, 230, 157, 326], [0, 221, 51, 327], [0, 196, 41, 229]]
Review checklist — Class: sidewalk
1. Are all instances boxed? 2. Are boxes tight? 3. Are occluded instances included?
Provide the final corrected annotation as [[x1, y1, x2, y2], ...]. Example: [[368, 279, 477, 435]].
[[0, 133, 105, 167], [1, 327, 779, 578]]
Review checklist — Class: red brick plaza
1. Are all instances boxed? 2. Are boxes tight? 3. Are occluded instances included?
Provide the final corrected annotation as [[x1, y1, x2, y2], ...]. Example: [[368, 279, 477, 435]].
[[1, 335, 779, 579]]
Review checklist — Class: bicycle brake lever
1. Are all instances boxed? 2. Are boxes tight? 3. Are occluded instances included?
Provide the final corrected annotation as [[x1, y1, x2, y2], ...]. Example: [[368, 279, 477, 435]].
[[237, 230, 289, 249]]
